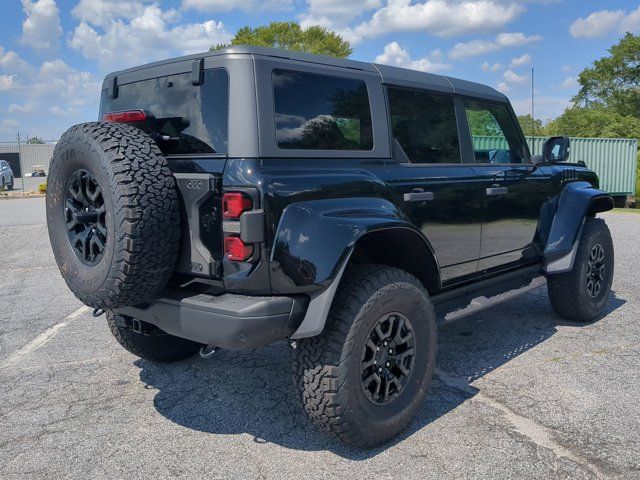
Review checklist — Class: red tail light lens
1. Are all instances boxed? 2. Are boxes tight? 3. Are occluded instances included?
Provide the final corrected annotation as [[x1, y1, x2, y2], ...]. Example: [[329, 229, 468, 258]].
[[103, 110, 147, 123], [223, 192, 252, 219], [224, 236, 253, 261]]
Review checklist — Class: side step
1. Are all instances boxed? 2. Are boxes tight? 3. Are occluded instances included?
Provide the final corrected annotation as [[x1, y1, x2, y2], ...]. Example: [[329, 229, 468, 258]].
[[432, 265, 546, 323]]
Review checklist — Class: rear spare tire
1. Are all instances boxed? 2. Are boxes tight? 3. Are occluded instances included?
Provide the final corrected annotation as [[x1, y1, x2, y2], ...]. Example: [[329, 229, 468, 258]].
[[46, 122, 180, 309]]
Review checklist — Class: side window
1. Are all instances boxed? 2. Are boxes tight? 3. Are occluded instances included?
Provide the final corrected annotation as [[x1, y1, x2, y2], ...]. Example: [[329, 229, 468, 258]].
[[464, 100, 528, 164], [387, 87, 460, 164], [273, 69, 373, 150]]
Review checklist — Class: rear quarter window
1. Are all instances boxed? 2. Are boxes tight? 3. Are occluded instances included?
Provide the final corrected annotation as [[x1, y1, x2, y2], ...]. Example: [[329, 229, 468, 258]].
[[100, 69, 229, 155], [272, 69, 373, 151]]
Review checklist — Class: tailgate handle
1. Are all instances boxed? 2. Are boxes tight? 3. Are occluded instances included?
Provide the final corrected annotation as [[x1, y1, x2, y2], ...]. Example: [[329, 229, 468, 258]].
[[403, 190, 434, 202], [486, 186, 508, 196]]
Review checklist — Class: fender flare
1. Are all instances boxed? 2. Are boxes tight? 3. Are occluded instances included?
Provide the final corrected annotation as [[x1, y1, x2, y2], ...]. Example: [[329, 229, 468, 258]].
[[269, 197, 439, 338], [544, 182, 613, 274]]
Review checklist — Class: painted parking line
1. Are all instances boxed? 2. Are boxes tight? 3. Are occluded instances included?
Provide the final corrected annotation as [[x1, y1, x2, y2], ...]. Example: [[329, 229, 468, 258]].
[[0, 305, 90, 369]]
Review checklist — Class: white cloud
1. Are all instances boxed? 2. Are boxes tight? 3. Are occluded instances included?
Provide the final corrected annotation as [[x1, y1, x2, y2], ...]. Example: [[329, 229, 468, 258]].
[[559, 76, 578, 89], [20, 0, 63, 50], [0, 74, 16, 91], [482, 62, 503, 72], [71, 0, 153, 28], [7, 103, 36, 114], [560, 64, 572, 73], [622, 7, 640, 33], [183, 0, 293, 13], [503, 69, 527, 85], [496, 82, 510, 93], [449, 32, 541, 59], [68, 5, 232, 69], [51, 106, 81, 117], [375, 42, 451, 72], [340, 0, 525, 44], [511, 96, 571, 122], [0, 119, 21, 133], [300, 0, 382, 30], [0, 47, 31, 72], [509, 53, 531, 68], [569, 9, 628, 38]]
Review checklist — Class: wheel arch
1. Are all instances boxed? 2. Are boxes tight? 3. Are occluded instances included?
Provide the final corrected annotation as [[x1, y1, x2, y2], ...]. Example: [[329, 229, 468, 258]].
[[543, 181, 613, 274]]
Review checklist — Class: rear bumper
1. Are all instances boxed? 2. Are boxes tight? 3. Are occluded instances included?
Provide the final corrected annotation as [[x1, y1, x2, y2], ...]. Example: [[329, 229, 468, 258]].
[[115, 291, 308, 351]]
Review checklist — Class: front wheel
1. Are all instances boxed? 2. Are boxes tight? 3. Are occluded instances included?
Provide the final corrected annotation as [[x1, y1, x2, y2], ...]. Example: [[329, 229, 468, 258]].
[[292, 265, 437, 448], [547, 217, 614, 322]]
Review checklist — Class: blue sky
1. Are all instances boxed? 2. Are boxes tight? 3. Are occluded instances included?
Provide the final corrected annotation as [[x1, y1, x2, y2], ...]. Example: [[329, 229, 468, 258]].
[[0, 0, 639, 140]]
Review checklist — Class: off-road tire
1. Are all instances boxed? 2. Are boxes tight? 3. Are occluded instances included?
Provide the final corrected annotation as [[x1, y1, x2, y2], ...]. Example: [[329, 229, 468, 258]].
[[46, 122, 180, 309], [292, 265, 437, 448], [107, 312, 200, 362], [548, 217, 614, 322]]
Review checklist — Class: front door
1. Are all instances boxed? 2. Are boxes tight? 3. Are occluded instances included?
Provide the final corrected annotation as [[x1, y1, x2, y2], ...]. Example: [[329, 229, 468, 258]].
[[462, 99, 552, 271], [384, 87, 486, 285]]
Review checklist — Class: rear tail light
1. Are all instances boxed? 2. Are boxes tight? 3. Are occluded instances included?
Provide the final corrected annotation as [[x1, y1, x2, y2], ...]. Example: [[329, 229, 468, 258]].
[[224, 236, 253, 261], [103, 110, 147, 123], [223, 192, 252, 219]]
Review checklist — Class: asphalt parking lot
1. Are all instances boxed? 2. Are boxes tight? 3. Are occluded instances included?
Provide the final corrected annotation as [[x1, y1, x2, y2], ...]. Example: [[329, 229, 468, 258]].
[[0, 197, 638, 479]]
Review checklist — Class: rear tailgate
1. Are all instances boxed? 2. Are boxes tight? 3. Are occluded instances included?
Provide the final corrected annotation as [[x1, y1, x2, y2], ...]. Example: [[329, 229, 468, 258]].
[[99, 68, 230, 278]]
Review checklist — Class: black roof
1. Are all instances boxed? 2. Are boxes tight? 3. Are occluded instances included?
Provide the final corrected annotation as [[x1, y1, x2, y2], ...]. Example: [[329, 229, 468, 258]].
[[106, 45, 507, 103]]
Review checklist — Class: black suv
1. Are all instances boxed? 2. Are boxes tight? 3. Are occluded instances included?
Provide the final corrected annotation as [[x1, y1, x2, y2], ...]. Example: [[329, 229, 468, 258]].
[[46, 46, 614, 448]]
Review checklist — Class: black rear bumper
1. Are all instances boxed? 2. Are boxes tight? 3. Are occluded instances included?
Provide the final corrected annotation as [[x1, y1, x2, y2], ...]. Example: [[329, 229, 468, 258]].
[[115, 291, 308, 351]]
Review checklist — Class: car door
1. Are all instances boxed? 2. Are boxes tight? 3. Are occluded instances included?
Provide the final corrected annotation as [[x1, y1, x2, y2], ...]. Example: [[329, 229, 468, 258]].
[[462, 99, 552, 271], [384, 86, 486, 285]]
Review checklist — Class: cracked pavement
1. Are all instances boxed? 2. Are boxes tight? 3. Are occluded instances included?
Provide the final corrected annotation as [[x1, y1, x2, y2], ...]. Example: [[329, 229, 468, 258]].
[[0, 198, 639, 479]]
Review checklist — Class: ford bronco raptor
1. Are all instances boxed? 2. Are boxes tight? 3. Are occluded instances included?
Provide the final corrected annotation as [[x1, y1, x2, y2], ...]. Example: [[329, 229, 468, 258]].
[[46, 46, 614, 448]]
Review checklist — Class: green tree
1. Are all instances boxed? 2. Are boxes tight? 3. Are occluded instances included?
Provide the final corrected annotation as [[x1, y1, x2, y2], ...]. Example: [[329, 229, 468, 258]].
[[544, 106, 640, 139], [26, 136, 44, 144], [573, 33, 640, 116], [517, 114, 543, 137], [212, 22, 352, 58]]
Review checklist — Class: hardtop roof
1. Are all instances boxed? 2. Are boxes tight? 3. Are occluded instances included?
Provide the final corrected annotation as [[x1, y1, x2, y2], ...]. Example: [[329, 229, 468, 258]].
[[104, 45, 507, 102]]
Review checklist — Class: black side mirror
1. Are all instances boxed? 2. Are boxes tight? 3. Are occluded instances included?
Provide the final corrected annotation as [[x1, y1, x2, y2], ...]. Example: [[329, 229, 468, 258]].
[[542, 136, 570, 163]]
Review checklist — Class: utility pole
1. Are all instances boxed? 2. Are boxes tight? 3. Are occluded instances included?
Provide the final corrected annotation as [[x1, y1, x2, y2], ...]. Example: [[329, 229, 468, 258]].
[[531, 67, 535, 156], [17, 132, 25, 194]]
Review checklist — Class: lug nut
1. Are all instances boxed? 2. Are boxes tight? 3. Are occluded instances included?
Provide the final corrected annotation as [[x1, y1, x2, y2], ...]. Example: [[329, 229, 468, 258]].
[[386, 362, 390, 367], [388, 348, 394, 354], [373, 359, 377, 364], [378, 367, 382, 373]]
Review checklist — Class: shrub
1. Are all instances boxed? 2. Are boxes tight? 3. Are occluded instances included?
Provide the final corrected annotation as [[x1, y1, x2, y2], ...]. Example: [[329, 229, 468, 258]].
[[39, 182, 47, 194]]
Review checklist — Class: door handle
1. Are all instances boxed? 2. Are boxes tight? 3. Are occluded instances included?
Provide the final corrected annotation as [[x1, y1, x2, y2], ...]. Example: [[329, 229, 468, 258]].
[[403, 191, 434, 202], [486, 186, 508, 196]]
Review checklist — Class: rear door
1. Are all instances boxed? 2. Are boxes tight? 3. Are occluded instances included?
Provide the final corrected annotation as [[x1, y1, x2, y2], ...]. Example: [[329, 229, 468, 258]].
[[385, 87, 486, 285], [462, 99, 551, 271], [99, 66, 231, 277]]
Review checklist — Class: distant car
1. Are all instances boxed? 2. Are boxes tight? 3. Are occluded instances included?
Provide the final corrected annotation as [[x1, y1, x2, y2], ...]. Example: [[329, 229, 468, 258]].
[[31, 165, 47, 177], [0, 160, 14, 190]]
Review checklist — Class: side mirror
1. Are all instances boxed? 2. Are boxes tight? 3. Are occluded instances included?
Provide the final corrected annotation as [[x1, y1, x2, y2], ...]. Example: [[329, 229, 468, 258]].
[[542, 136, 570, 163], [531, 154, 544, 165]]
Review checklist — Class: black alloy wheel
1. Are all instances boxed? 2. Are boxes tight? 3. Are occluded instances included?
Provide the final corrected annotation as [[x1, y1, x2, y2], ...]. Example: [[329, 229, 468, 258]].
[[586, 243, 606, 299], [65, 169, 107, 266], [361, 312, 416, 405]]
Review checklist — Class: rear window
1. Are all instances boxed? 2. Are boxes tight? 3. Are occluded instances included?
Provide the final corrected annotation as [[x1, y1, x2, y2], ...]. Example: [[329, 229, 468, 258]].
[[273, 69, 373, 151], [100, 69, 229, 155]]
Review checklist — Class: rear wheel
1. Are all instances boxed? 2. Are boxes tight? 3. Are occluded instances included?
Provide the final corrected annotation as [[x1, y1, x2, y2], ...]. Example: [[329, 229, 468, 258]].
[[7, 177, 13, 190], [292, 265, 437, 448], [107, 312, 201, 363], [548, 217, 614, 322]]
